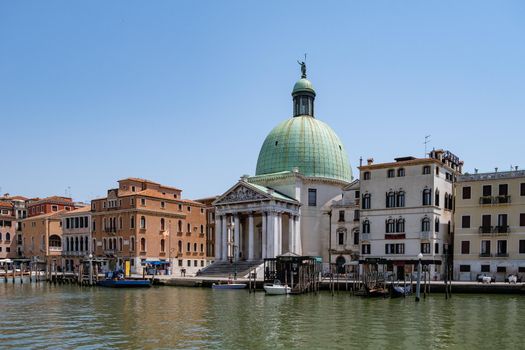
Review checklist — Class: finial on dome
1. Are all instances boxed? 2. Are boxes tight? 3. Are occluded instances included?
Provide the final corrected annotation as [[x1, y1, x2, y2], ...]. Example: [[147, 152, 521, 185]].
[[297, 53, 307, 78]]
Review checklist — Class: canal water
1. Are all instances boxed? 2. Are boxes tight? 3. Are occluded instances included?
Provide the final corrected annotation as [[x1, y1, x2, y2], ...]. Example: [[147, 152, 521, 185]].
[[0, 282, 523, 349]]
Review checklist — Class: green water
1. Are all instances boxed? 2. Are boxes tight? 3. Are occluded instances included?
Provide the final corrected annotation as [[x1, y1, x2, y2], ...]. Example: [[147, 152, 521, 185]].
[[0, 282, 523, 349]]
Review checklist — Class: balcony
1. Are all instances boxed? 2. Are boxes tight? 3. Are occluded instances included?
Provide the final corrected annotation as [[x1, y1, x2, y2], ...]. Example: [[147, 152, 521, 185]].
[[479, 196, 493, 205], [104, 227, 117, 234], [494, 195, 511, 205], [104, 249, 116, 255], [494, 226, 510, 235], [479, 252, 492, 258], [159, 252, 167, 257], [478, 226, 493, 235], [495, 252, 509, 258]]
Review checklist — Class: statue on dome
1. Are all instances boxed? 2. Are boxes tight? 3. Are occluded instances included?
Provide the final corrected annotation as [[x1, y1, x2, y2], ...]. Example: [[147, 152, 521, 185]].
[[297, 57, 307, 78]]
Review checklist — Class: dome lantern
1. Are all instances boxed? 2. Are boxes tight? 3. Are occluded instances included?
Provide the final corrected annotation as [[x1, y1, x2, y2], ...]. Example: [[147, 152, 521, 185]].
[[292, 61, 316, 118]]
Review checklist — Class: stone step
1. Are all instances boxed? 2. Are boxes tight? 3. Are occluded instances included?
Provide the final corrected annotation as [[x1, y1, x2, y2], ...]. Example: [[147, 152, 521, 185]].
[[199, 260, 263, 277]]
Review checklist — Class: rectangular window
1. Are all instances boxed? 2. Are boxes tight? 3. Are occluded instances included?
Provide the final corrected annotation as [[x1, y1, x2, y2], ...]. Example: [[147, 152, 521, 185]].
[[461, 241, 470, 254], [435, 243, 439, 254], [499, 184, 508, 196], [520, 240, 525, 254], [308, 189, 317, 207], [497, 266, 506, 273], [497, 240, 507, 255], [363, 172, 371, 180], [361, 244, 370, 255], [187, 260, 191, 267], [459, 265, 471, 272], [463, 186, 471, 199], [52, 205, 58, 212], [462, 216, 471, 229], [338, 210, 345, 222], [141, 198, 146, 206], [355, 190, 360, 199], [481, 265, 490, 273], [481, 240, 491, 255], [387, 169, 395, 178], [521, 183, 525, 196], [161, 201, 165, 209], [421, 243, 430, 254], [483, 185, 492, 197], [520, 213, 525, 227], [520, 267, 525, 273], [178, 260, 183, 267]]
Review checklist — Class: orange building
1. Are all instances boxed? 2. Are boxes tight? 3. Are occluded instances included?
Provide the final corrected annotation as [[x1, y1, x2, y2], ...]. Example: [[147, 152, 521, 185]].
[[91, 178, 207, 275], [26, 196, 76, 217]]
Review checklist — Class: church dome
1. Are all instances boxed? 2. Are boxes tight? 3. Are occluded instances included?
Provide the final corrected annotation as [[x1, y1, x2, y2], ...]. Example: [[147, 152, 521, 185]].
[[255, 116, 352, 182], [256, 66, 352, 182]]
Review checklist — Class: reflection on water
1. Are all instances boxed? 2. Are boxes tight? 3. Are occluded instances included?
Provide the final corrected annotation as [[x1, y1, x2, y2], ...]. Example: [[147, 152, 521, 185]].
[[0, 282, 523, 349]]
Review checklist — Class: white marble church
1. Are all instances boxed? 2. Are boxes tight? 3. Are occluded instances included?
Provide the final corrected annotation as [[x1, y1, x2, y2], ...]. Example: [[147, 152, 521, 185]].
[[213, 64, 353, 266]]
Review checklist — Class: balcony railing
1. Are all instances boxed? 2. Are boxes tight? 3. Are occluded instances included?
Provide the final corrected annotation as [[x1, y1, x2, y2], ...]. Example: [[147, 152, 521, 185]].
[[104, 227, 117, 234], [479, 226, 493, 234], [420, 231, 432, 240], [494, 195, 511, 204], [496, 252, 509, 257], [49, 246, 62, 252], [479, 196, 493, 205], [494, 226, 510, 234], [479, 252, 492, 258]]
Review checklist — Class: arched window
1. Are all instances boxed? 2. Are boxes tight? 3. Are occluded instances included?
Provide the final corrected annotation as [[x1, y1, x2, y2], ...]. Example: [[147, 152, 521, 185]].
[[396, 191, 405, 207], [200, 243, 204, 252], [130, 216, 135, 229], [194, 243, 197, 252], [75, 237, 79, 251], [140, 216, 146, 229], [435, 218, 440, 233], [336, 256, 346, 274], [160, 239, 165, 252], [130, 236, 135, 251], [385, 219, 395, 233], [353, 229, 360, 245], [187, 242, 191, 252], [187, 223, 191, 232], [422, 188, 432, 206], [119, 237, 123, 251], [362, 220, 370, 234], [178, 240, 182, 253], [435, 189, 440, 207], [103, 238, 107, 250], [66, 237, 70, 251], [386, 191, 396, 208], [178, 220, 182, 232], [362, 193, 371, 209], [49, 235, 61, 248], [421, 217, 431, 232], [119, 217, 123, 229], [200, 225, 204, 234], [79, 236, 84, 251], [160, 218, 165, 231], [92, 239, 96, 252], [396, 218, 405, 233], [140, 238, 146, 252], [5, 232, 10, 242]]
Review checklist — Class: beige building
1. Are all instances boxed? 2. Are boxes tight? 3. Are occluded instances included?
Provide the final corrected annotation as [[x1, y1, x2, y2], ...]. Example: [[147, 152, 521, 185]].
[[358, 150, 463, 280], [21, 211, 67, 269], [0, 194, 28, 259], [91, 178, 207, 275], [329, 180, 360, 272], [453, 169, 525, 281]]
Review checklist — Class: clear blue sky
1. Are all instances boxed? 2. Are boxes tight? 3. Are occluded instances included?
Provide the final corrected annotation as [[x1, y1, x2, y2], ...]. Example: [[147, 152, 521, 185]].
[[1, 1, 524, 202]]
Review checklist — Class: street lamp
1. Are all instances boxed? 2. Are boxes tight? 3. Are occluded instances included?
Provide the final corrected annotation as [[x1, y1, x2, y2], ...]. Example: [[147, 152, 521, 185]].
[[416, 252, 423, 302]]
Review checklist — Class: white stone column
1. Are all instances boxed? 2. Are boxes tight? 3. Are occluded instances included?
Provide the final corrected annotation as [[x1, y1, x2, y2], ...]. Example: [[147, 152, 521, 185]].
[[295, 215, 302, 255], [221, 215, 228, 261], [248, 214, 254, 261], [275, 213, 282, 257], [288, 214, 294, 254], [215, 215, 222, 260], [234, 214, 240, 261], [261, 212, 267, 259], [267, 212, 275, 258]]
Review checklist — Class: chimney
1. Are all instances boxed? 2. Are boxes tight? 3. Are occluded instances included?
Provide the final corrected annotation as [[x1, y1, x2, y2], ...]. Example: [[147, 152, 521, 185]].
[[495, 167, 498, 173], [367, 158, 374, 166], [474, 168, 478, 174], [359, 157, 363, 167]]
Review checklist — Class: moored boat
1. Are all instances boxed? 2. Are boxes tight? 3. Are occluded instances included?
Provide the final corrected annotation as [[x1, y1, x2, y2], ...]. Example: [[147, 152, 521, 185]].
[[97, 279, 151, 288], [263, 280, 291, 295], [212, 282, 247, 290], [390, 284, 412, 298]]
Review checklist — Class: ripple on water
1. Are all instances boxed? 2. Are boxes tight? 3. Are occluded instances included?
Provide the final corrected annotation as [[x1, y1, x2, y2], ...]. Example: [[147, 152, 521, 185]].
[[1, 284, 525, 349]]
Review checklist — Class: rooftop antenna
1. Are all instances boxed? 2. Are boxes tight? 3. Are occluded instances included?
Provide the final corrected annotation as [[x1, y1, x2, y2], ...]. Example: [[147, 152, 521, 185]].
[[424, 135, 431, 158]]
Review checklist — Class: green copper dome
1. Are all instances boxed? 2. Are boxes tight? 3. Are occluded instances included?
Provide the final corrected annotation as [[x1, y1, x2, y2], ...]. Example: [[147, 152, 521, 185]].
[[255, 116, 353, 182], [292, 78, 316, 95]]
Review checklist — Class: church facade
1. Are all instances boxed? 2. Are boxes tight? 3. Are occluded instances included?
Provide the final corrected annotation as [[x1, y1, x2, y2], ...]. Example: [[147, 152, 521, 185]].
[[213, 65, 353, 266]]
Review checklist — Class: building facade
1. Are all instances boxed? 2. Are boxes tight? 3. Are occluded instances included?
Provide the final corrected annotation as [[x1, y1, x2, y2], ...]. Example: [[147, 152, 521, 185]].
[[196, 196, 218, 264], [453, 169, 525, 281], [91, 178, 207, 275], [329, 180, 361, 272], [358, 150, 463, 280], [62, 206, 92, 272]]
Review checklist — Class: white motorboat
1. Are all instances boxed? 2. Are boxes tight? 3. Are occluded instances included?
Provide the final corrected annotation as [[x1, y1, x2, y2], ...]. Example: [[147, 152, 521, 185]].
[[264, 280, 291, 295]]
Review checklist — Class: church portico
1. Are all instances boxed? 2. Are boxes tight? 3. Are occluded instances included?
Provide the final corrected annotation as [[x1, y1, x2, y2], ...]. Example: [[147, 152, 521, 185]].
[[213, 181, 301, 261]]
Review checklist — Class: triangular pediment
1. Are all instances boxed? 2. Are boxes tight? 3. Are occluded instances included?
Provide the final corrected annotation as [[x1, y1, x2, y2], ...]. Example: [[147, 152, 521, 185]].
[[214, 182, 270, 205]]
